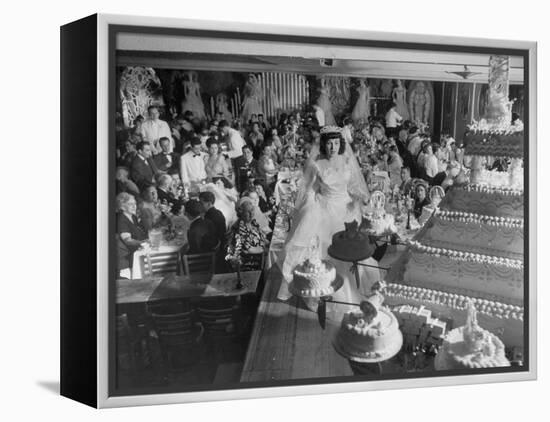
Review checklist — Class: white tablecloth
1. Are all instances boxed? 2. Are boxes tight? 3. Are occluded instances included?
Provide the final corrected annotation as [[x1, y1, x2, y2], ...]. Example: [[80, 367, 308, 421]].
[[131, 237, 187, 279]]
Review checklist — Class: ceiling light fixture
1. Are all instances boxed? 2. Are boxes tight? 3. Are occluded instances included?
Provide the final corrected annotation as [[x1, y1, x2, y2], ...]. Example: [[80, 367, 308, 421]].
[[445, 65, 482, 79]]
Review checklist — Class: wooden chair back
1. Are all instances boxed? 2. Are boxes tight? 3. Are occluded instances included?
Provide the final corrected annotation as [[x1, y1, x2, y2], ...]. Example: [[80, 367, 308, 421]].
[[150, 310, 202, 349], [182, 251, 217, 276], [197, 297, 241, 342], [148, 300, 204, 372], [139, 250, 181, 278]]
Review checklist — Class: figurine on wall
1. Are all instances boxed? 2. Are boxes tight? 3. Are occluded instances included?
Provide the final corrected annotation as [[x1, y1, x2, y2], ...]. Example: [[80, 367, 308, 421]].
[[392, 79, 409, 120], [216, 93, 233, 121], [351, 79, 370, 123], [408, 81, 431, 126], [380, 79, 394, 98], [180, 70, 206, 121], [241, 73, 263, 123], [316, 76, 336, 126]]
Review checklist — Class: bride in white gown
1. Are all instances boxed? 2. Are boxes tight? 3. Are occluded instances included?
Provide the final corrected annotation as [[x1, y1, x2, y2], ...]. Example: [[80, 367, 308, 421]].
[[278, 126, 382, 314]]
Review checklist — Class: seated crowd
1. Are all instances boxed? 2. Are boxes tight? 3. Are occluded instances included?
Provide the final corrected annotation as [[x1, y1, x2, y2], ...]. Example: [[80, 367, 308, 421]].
[[115, 103, 473, 279]]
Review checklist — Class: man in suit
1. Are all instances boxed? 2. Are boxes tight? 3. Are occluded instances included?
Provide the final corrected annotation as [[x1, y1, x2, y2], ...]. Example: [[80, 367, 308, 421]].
[[130, 141, 159, 191], [185, 199, 218, 254], [180, 137, 208, 185], [234, 145, 257, 192], [154, 137, 180, 173], [199, 191, 227, 247], [140, 105, 173, 153]]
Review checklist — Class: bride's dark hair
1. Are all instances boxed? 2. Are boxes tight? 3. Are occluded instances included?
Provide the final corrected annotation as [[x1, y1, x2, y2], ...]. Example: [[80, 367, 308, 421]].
[[319, 131, 346, 156]]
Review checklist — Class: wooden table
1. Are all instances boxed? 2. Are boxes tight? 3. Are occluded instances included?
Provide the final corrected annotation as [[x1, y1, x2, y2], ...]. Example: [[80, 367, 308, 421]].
[[240, 266, 354, 382], [116, 271, 262, 305]]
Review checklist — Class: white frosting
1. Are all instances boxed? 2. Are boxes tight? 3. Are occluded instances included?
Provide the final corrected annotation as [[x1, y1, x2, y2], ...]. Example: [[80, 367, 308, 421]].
[[335, 307, 402, 360], [461, 184, 523, 197], [421, 212, 524, 260], [477, 169, 524, 191], [384, 283, 523, 321], [291, 259, 336, 295], [407, 241, 523, 269], [435, 302, 510, 370], [403, 243, 524, 305], [440, 185, 524, 219]]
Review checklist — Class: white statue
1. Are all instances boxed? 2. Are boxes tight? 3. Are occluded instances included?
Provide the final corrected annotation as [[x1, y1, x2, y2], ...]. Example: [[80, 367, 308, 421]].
[[392, 79, 409, 120], [241, 73, 263, 122], [216, 93, 233, 121], [316, 76, 336, 126], [181, 71, 206, 120], [408, 81, 431, 126], [351, 79, 370, 123]]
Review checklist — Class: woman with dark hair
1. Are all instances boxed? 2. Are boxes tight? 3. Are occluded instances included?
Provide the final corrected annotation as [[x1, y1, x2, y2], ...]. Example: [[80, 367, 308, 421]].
[[205, 137, 232, 181], [278, 127, 380, 308], [256, 141, 279, 187], [413, 183, 431, 219]]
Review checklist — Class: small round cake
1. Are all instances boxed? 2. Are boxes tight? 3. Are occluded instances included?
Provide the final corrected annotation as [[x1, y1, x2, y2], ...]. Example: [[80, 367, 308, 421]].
[[334, 306, 403, 362], [435, 325, 510, 370], [290, 258, 337, 296], [329, 221, 375, 261]]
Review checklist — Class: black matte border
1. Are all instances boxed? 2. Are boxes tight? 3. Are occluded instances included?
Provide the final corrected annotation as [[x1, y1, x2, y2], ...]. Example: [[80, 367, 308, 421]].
[[107, 22, 531, 398], [60, 13, 98, 408]]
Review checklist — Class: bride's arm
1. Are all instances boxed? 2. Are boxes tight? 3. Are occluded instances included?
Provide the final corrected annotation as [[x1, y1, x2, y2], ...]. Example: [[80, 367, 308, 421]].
[[294, 160, 320, 209]]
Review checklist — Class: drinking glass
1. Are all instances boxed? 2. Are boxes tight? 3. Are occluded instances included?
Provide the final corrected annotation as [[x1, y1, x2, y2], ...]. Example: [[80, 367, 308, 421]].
[[148, 228, 163, 251]]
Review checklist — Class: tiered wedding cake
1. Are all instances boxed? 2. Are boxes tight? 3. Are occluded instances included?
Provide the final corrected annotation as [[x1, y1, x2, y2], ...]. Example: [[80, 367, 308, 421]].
[[385, 130, 525, 355]]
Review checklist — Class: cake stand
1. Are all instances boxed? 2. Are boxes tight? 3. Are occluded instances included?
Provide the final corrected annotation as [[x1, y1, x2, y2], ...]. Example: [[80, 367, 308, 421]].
[[327, 246, 390, 290], [333, 330, 403, 375]]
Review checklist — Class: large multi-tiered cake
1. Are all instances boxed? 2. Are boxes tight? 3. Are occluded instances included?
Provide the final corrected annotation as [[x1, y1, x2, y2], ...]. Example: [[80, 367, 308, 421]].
[[385, 130, 525, 358]]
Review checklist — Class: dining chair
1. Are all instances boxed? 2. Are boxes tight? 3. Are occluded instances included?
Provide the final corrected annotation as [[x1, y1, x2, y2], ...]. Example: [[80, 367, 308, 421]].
[[196, 297, 244, 361], [181, 251, 217, 277], [148, 300, 204, 374], [139, 250, 182, 278]]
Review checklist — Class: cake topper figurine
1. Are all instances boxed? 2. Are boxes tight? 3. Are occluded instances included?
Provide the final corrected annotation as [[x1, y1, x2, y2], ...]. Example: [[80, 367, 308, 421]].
[[344, 220, 360, 239], [463, 300, 494, 354], [359, 280, 387, 324], [308, 235, 322, 264]]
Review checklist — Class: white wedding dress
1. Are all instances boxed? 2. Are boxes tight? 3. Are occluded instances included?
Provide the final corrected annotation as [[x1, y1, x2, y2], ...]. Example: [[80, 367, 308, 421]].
[[277, 144, 382, 315]]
